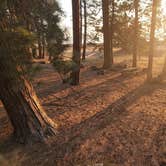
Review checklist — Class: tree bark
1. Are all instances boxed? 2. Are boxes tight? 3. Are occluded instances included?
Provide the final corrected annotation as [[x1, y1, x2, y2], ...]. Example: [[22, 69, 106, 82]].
[[110, 0, 115, 66], [80, 0, 83, 52], [82, 0, 87, 60], [41, 18, 45, 59], [147, 0, 157, 81], [38, 38, 42, 59], [0, 76, 57, 144], [0, 0, 58, 145], [133, 0, 139, 67], [102, 0, 111, 69], [42, 36, 45, 59], [71, 0, 81, 85]]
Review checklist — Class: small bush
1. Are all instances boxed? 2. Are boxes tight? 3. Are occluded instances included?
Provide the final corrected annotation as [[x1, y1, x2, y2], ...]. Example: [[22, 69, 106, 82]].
[[53, 59, 77, 83]]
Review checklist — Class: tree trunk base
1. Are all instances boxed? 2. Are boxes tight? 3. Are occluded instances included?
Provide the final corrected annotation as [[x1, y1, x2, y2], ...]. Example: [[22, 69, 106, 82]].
[[0, 78, 58, 144], [14, 123, 57, 144]]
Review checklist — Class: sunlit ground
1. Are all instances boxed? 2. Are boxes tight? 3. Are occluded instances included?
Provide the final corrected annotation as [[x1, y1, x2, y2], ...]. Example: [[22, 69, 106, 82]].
[[0, 46, 166, 165]]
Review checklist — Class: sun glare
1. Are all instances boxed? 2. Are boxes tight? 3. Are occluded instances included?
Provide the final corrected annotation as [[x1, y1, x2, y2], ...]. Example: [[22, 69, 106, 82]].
[[161, 0, 166, 15]]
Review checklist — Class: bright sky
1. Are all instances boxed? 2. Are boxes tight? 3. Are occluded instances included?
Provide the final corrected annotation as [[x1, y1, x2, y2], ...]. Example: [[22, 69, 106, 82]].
[[58, 0, 72, 36], [59, 0, 166, 40], [162, 0, 166, 14]]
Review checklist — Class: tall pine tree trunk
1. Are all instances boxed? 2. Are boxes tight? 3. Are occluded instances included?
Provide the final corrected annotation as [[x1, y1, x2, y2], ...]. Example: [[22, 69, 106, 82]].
[[41, 18, 45, 59], [110, 0, 115, 65], [80, 0, 83, 52], [147, 0, 157, 81], [102, 0, 111, 69], [71, 0, 81, 85], [82, 0, 87, 60], [0, 73, 57, 144], [133, 0, 139, 68], [42, 36, 45, 59], [38, 38, 42, 59]]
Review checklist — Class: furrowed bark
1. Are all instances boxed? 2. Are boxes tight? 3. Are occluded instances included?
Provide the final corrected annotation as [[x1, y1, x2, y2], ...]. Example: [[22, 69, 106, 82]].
[[0, 76, 57, 144]]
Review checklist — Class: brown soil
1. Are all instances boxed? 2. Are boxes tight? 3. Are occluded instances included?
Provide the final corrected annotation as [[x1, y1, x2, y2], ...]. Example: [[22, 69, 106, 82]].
[[0, 55, 165, 166]]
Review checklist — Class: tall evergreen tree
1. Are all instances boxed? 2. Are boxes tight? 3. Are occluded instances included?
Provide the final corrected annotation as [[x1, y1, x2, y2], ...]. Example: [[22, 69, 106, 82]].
[[147, 0, 158, 81], [102, 0, 111, 69], [80, 0, 83, 51], [82, 0, 87, 60], [71, 0, 81, 85], [0, 0, 64, 143], [110, 0, 115, 66], [133, 0, 139, 67]]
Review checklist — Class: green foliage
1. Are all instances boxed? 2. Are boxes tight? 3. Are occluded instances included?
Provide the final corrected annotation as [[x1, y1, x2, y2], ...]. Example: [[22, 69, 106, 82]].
[[29, 0, 66, 59], [52, 59, 77, 82], [0, 28, 36, 82], [85, 0, 156, 56], [0, 0, 65, 84], [53, 59, 77, 75]]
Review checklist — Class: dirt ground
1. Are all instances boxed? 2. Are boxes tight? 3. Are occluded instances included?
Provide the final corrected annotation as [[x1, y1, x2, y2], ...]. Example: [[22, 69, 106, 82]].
[[0, 52, 166, 166]]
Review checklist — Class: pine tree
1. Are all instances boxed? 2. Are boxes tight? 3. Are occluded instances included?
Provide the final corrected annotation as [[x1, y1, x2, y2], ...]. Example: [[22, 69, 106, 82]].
[[133, 0, 139, 67], [147, 0, 158, 81], [71, 0, 81, 85], [82, 0, 87, 60], [0, 0, 64, 144], [110, 0, 115, 66], [102, 0, 111, 69]]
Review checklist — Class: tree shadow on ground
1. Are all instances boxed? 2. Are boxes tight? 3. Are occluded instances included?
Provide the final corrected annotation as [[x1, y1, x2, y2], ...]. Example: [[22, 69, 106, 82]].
[[43, 71, 147, 136], [1, 81, 165, 166], [0, 67, 145, 144], [0, 67, 165, 166], [152, 123, 166, 166], [43, 70, 145, 116], [53, 81, 166, 163], [36, 64, 140, 104]]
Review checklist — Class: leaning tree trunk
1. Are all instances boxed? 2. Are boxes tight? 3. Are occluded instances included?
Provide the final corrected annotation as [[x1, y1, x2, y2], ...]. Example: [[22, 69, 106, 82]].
[[0, 76, 57, 144], [71, 0, 81, 85], [82, 0, 87, 60], [102, 0, 111, 69], [133, 0, 139, 68], [147, 0, 157, 81]]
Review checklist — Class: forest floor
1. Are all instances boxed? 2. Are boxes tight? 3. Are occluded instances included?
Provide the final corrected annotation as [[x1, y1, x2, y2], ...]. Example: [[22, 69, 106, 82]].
[[0, 49, 166, 166]]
